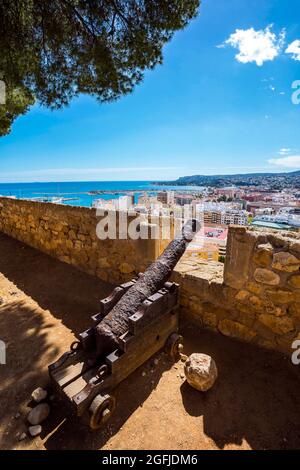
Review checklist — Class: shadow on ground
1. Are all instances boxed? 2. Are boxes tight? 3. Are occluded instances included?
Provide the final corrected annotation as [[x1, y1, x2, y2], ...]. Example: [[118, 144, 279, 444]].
[[0, 299, 60, 449], [0, 232, 113, 336], [180, 322, 300, 450]]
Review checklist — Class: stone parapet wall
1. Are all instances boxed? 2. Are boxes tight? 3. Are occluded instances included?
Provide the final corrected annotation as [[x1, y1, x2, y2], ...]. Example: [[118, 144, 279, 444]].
[[0, 197, 158, 284], [174, 227, 300, 355], [0, 197, 300, 355]]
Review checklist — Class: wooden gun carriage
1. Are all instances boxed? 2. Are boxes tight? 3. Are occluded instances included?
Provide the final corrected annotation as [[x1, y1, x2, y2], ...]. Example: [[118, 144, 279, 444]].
[[49, 278, 183, 430]]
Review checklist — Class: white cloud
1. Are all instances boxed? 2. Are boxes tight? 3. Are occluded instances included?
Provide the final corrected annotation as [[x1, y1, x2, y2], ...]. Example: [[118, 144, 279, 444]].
[[286, 40, 300, 61], [268, 156, 300, 168], [279, 148, 291, 155], [223, 25, 285, 66]]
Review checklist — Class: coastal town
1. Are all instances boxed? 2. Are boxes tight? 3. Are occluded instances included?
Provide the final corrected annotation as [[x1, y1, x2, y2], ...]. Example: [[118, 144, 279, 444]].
[[2, 173, 299, 266], [90, 179, 300, 262]]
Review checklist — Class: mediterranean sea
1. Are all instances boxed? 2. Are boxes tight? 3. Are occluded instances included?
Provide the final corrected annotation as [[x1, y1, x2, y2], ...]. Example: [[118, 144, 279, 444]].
[[0, 181, 202, 208]]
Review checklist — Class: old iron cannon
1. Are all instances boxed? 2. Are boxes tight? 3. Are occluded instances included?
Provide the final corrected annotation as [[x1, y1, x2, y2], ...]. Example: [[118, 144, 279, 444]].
[[49, 219, 199, 429]]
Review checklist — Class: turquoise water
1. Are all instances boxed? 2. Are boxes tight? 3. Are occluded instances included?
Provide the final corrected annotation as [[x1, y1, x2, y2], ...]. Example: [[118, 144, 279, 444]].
[[0, 181, 201, 207]]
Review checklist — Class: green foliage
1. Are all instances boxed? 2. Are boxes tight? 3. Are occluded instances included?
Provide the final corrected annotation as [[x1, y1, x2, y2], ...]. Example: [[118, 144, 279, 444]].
[[0, 0, 200, 135], [0, 84, 35, 136]]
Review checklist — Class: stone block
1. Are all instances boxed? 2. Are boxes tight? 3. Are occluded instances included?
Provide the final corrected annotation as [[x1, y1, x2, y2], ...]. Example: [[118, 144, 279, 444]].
[[98, 257, 110, 269], [202, 311, 218, 330], [272, 252, 300, 273], [119, 262, 135, 274], [246, 282, 263, 295], [235, 307, 257, 328], [188, 299, 203, 315], [289, 303, 300, 318], [249, 295, 284, 316], [218, 319, 257, 342], [266, 289, 294, 304], [235, 290, 249, 302], [289, 276, 300, 289], [224, 227, 256, 289], [258, 314, 294, 335], [253, 243, 273, 267], [254, 268, 280, 286]]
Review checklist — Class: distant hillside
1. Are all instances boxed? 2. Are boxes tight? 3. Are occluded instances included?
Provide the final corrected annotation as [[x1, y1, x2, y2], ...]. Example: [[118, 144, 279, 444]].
[[155, 170, 300, 188]]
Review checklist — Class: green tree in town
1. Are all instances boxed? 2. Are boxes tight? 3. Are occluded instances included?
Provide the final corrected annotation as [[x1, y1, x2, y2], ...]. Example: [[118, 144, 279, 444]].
[[0, 0, 200, 136]]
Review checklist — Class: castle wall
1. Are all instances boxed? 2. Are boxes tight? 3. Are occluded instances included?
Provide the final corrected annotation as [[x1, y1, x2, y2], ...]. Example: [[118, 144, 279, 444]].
[[0, 197, 158, 284], [174, 226, 300, 354], [1, 197, 299, 354]]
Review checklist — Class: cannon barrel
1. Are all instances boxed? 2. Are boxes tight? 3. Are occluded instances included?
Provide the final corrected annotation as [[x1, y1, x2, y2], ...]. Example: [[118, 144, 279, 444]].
[[94, 219, 200, 357]]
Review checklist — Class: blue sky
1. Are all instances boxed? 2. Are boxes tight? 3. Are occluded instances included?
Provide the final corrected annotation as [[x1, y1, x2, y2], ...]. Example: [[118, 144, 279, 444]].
[[0, 0, 300, 182]]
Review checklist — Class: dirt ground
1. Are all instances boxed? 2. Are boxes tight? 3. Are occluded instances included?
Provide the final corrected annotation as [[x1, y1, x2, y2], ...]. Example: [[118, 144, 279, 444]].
[[0, 232, 300, 450]]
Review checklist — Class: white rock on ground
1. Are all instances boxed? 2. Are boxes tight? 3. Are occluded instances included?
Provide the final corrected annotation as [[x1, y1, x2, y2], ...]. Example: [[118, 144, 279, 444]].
[[184, 353, 218, 392], [31, 387, 47, 403], [27, 403, 50, 425], [28, 425, 42, 437]]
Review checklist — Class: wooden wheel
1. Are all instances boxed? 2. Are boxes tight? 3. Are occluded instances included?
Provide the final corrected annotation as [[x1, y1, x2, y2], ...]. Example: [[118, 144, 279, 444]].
[[89, 393, 116, 430], [165, 333, 183, 361]]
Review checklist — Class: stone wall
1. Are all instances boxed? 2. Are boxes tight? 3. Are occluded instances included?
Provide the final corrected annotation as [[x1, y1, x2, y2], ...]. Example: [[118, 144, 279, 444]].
[[0, 197, 158, 284], [174, 226, 300, 355], [0, 197, 299, 355]]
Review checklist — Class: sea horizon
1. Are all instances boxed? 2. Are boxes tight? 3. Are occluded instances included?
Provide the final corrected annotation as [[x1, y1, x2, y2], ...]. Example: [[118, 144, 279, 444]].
[[0, 180, 203, 208]]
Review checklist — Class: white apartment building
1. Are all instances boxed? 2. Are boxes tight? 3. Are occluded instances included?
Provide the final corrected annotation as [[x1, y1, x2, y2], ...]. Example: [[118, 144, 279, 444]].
[[194, 202, 248, 226], [221, 210, 248, 226]]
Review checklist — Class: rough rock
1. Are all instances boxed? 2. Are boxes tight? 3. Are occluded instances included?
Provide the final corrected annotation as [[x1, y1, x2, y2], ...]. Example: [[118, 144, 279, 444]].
[[235, 290, 249, 302], [203, 311, 218, 329], [253, 244, 273, 267], [31, 387, 47, 403], [258, 314, 294, 335], [249, 295, 283, 316], [119, 262, 135, 274], [27, 403, 50, 425], [28, 425, 42, 437], [98, 257, 110, 269], [18, 432, 27, 441], [184, 353, 218, 392], [266, 290, 294, 304], [272, 252, 300, 272], [289, 303, 300, 318], [289, 276, 300, 289], [254, 268, 280, 286], [218, 319, 257, 342], [246, 282, 263, 295]]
